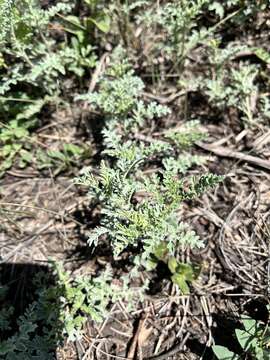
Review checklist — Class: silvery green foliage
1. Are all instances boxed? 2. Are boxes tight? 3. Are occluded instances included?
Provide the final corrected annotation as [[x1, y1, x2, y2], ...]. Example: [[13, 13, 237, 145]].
[[0, 0, 96, 96], [119, 0, 150, 13], [159, 0, 208, 35], [165, 120, 207, 148], [77, 47, 168, 123], [208, 42, 249, 70], [208, 0, 268, 20], [77, 51, 171, 132], [229, 65, 258, 123], [76, 51, 222, 271], [0, 263, 146, 355], [0, 0, 14, 44], [0, 0, 72, 45], [162, 155, 205, 175], [200, 39, 270, 125], [78, 72, 145, 115], [140, 0, 210, 61], [0, 65, 24, 95], [53, 263, 146, 341], [204, 60, 267, 124], [0, 274, 60, 359]]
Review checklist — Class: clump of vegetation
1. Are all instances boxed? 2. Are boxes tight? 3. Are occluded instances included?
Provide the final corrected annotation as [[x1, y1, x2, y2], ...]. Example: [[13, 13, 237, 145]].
[[1, 0, 269, 358], [76, 50, 222, 295], [0, 262, 145, 356], [203, 49, 270, 125], [0, 0, 100, 175], [213, 313, 270, 360]]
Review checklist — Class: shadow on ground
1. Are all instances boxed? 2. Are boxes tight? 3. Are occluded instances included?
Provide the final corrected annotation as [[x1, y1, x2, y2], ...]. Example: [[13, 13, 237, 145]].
[[0, 263, 62, 359]]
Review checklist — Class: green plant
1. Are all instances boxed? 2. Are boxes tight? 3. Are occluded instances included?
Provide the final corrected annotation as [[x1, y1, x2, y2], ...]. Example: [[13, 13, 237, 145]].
[[212, 314, 270, 360], [0, 97, 45, 175], [157, 0, 209, 64], [0, 267, 62, 359], [147, 244, 201, 294], [0, 0, 100, 175], [0, 0, 110, 176], [0, 119, 32, 175], [53, 262, 146, 341], [43, 143, 87, 175], [137, 0, 210, 73], [0, 0, 100, 94], [76, 49, 222, 295], [134, 0, 269, 116], [0, 114, 87, 176], [138, 0, 253, 75], [203, 43, 270, 125], [0, 261, 146, 357]]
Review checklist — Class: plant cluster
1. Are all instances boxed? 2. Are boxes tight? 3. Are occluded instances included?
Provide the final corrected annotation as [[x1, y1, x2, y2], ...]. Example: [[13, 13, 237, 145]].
[[0, 262, 144, 357], [0, 0, 108, 175], [202, 42, 270, 125], [135, 1, 270, 127], [76, 49, 222, 294], [0, 108, 86, 176], [1, 0, 269, 357], [213, 313, 270, 360], [4, 42, 225, 348], [0, 267, 61, 359]]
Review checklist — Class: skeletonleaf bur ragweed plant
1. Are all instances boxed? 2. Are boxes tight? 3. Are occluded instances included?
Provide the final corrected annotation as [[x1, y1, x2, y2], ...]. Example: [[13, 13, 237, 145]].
[[76, 48, 223, 296]]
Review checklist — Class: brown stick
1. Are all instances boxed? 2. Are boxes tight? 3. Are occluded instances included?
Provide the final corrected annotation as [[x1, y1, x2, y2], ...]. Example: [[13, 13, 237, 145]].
[[197, 142, 270, 171]]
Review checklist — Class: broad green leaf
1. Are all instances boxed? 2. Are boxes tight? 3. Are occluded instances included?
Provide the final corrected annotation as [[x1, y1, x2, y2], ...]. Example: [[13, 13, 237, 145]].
[[62, 15, 86, 37], [168, 257, 178, 273], [255, 48, 270, 64], [0, 130, 13, 141], [63, 143, 84, 156], [212, 345, 239, 360], [235, 328, 258, 352], [171, 273, 190, 294], [36, 149, 52, 169], [153, 242, 167, 260], [1, 158, 13, 171], [12, 143, 22, 152], [175, 262, 195, 282], [75, 31, 85, 43], [19, 149, 32, 163], [47, 150, 66, 162], [88, 13, 110, 33], [2, 144, 12, 156], [9, 119, 19, 128], [14, 126, 28, 139], [254, 345, 267, 360], [64, 15, 82, 27], [241, 316, 256, 334]]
